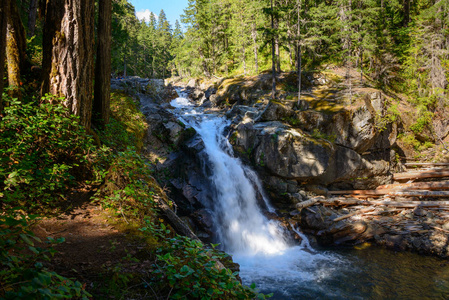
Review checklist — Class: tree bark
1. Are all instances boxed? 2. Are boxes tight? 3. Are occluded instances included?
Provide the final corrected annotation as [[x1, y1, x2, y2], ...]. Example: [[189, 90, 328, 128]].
[[271, 0, 276, 99], [41, 0, 64, 96], [296, 0, 302, 107], [46, 0, 95, 130], [0, 0, 8, 114], [6, 0, 26, 99], [27, 0, 38, 37], [93, 0, 112, 126]]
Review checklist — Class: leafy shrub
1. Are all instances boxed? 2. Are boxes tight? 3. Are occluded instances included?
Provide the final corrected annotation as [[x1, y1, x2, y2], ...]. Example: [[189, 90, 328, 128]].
[[98, 92, 147, 152], [310, 128, 336, 143], [99, 149, 157, 220], [410, 108, 433, 134], [399, 133, 433, 151], [375, 102, 401, 131], [0, 210, 90, 299], [140, 219, 270, 299], [0, 95, 108, 209]]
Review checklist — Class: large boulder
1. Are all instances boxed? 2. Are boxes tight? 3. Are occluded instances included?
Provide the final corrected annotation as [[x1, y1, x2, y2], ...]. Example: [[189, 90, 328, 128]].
[[257, 101, 296, 122], [298, 206, 376, 245], [231, 118, 392, 189]]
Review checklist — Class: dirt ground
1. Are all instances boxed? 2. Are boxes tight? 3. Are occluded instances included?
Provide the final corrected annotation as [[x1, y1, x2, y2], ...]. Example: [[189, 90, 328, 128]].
[[31, 188, 156, 298]]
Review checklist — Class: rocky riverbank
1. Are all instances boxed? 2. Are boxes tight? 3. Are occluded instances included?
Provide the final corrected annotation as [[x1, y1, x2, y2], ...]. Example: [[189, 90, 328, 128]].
[[123, 71, 449, 259]]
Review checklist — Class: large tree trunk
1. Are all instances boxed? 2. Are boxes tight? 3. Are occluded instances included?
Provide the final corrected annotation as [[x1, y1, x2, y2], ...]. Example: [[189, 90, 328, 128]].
[[0, 0, 9, 114], [45, 0, 95, 130], [6, 0, 26, 99], [27, 0, 38, 37], [271, 0, 276, 99], [296, 0, 302, 108], [93, 0, 112, 126], [41, 0, 64, 96]]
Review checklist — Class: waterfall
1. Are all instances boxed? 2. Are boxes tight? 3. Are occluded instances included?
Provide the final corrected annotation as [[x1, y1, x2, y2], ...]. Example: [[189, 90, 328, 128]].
[[170, 91, 342, 298], [192, 117, 288, 255]]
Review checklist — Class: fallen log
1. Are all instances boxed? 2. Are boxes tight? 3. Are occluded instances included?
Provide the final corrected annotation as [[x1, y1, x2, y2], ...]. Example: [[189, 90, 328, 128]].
[[377, 181, 449, 191], [156, 196, 200, 242], [319, 198, 362, 206], [329, 189, 449, 198], [155, 196, 226, 270], [393, 169, 449, 181], [296, 196, 323, 210], [329, 190, 386, 195], [405, 163, 449, 167], [387, 191, 449, 198], [333, 208, 375, 222], [320, 197, 449, 208]]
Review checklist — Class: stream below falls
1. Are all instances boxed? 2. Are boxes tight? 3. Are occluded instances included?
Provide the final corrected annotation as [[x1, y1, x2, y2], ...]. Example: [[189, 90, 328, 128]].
[[168, 89, 449, 299]]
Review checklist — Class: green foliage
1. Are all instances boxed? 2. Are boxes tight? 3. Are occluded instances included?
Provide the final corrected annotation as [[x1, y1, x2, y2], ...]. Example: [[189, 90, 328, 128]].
[[375, 101, 401, 131], [111, 2, 173, 78], [399, 133, 434, 151], [310, 128, 336, 143], [98, 92, 147, 152], [410, 109, 433, 134], [0, 95, 108, 210], [0, 210, 90, 299], [140, 219, 271, 299], [99, 149, 157, 221]]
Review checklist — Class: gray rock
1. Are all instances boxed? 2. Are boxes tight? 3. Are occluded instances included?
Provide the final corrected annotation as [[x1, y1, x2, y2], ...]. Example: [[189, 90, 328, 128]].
[[257, 101, 295, 122]]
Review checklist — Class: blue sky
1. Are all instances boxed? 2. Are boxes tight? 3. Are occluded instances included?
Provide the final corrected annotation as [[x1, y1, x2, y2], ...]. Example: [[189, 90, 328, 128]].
[[129, 0, 189, 27]]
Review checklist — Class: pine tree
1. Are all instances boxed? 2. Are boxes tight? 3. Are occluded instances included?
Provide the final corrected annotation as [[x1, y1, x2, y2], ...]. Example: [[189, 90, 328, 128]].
[[6, 0, 26, 99], [93, 0, 113, 126], [42, 0, 96, 129], [0, 0, 8, 113]]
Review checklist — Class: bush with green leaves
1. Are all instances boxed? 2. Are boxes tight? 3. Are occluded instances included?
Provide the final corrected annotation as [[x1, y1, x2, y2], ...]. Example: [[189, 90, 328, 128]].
[[140, 219, 271, 299], [97, 92, 148, 152], [0, 95, 109, 209], [0, 211, 91, 299], [99, 149, 158, 220]]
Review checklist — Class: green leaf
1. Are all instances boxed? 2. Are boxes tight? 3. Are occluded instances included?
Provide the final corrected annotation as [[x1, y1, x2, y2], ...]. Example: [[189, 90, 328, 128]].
[[20, 234, 34, 246]]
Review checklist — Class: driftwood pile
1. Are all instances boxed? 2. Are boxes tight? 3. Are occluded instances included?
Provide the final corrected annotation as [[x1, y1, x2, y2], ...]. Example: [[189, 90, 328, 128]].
[[297, 162, 449, 236]]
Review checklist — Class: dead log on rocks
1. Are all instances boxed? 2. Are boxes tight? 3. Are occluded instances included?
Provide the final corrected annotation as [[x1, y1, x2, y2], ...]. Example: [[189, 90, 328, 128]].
[[329, 190, 385, 196], [333, 207, 375, 222], [386, 191, 449, 198], [319, 197, 363, 206], [405, 163, 449, 168], [377, 181, 449, 191], [393, 169, 449, 181], [329, 184, 449, 197], [320, 197, 449, 208], [155, 196, 226, 270], [155, 196, 200, 242], [296, 196, 324, 210]]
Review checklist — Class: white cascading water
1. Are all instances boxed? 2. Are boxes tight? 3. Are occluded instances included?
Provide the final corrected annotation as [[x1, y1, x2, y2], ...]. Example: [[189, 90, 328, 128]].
[[170, 91, 342, 298]]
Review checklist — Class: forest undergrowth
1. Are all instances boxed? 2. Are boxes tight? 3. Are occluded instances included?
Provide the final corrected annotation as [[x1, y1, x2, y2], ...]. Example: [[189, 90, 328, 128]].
[[0, 89, 267, 299]]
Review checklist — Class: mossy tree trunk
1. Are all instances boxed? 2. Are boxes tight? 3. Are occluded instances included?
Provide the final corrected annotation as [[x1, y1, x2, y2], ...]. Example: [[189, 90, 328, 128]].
[[93, 0, 112, 127], [0, 0, 9, 114], [43, 0, 95, 130], [6, 0, 26, 99]]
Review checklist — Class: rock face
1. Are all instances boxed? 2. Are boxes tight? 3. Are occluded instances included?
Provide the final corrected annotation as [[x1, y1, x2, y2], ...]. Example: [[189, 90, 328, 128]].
[[170, 73, 399, 204], [230, 97, 395, 201], [298, 206, 377, 245]]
